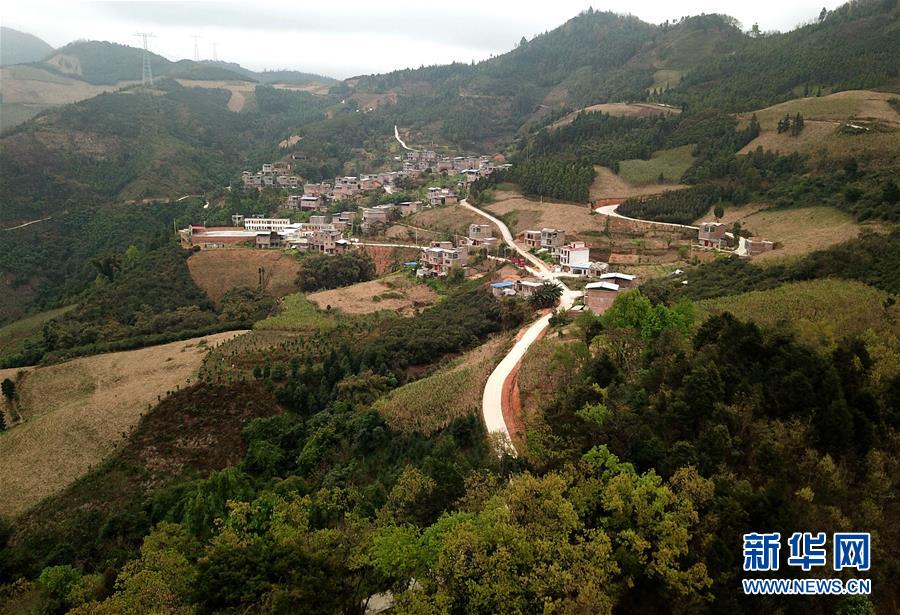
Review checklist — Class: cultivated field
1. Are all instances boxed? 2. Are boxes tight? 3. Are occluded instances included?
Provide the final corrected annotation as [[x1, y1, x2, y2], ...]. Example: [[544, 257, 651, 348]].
[[308, 273, 437, 315], [618, 145, 695, 185], [550, 102, 680, 129], [374, 335, 510, 434], [254, 293, 337, 331], [590, 166, 687, 200], [696, 204, 865, 260], [187, 248, 300, 304], [0, 331, 245, 517], [699, 279, 900, 352]]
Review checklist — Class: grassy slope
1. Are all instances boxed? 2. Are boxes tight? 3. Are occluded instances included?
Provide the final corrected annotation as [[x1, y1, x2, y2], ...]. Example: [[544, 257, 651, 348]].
[[699, 278, 900, 351], [373, 334, 510, 434], [618, 144, 696, 185], [0, 305, 74, 364], [0, 330, 245, 518]]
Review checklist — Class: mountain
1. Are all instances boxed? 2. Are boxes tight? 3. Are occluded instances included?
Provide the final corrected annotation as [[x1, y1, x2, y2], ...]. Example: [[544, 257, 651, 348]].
[[0, 26, 53, 65], [43, 40, 250, 84], [339, 2, 897, 149]]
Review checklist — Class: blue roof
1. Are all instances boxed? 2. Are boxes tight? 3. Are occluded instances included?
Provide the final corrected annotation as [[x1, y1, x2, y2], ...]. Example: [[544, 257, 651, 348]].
[[491, 281, 515, 288], [403, 261, 418, 266]]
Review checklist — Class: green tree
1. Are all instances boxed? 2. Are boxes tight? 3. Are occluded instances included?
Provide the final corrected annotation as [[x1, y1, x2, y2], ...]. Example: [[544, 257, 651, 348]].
[[529, 281, 563, 309], [1, 378, 16, 403], [713, 204, 724, 220]]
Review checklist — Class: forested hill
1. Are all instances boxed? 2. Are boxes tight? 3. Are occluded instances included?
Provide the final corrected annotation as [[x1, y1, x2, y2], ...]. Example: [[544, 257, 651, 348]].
[[0, 27, 53, 66], [341, 0, 898, 148]]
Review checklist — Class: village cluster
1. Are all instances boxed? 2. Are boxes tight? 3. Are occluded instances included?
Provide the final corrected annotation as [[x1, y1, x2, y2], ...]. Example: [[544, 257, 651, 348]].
[[184, 148, 776, 316]]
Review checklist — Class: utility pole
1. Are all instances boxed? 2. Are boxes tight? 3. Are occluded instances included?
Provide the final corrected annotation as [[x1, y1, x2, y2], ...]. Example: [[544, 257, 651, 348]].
[[191, 35, 201, 61], [134, 32, 155, 85]]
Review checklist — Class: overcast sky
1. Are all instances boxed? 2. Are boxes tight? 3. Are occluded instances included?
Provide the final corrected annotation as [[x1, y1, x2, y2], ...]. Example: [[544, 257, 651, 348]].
[[4, 0, 846, 78]]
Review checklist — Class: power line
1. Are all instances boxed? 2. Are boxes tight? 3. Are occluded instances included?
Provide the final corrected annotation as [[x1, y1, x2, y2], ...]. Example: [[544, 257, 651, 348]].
[[134, 32, 156, 85]]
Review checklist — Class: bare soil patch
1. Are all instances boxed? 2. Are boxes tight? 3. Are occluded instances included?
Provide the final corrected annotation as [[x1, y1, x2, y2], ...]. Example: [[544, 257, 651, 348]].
[[187, 248, 300, 304], [0, 331, 245, 517]]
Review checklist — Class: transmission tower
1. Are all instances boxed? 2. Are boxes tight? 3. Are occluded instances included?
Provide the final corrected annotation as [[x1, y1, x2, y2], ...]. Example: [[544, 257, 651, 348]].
[[212, 42, 218, 62], [191, 35, 201, 61], [134, 32, 155, 85]]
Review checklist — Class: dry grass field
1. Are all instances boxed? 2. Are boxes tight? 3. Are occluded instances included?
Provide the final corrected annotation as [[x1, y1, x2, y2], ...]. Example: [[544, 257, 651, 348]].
[[0, 331, 245, 518], [374, 335, 510, 434], [590, 166, 687, 200], [187, 248, 300, 304], [308, 273, 437, 315], [0, 65, 132, 105], [695, 204, 865, 260]]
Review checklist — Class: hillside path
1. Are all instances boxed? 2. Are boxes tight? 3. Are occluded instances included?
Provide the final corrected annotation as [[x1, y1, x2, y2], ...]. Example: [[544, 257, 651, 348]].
[[394, 125, 414, 151], [594, 203, 699, 231], [460, 199, 579, 456], [3, 217, 52, 231]]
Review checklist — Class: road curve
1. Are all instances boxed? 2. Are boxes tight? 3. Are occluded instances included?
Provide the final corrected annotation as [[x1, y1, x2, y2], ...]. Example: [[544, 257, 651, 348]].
[[460, 199, 579, 456], [594, 203, 699, 231]]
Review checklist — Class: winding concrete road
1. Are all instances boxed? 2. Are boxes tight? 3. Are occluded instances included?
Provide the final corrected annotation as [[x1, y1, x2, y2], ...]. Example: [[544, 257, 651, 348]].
[[460, 199, 580, 456], [3, 217, 52, 231]]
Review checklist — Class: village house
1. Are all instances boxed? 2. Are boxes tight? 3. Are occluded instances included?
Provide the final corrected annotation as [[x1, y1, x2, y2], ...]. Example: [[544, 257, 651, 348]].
[[399, 201, 422, 216], [276, 175, 302, 189], [562, 261, 609, 277], [583, 281, 620, 314], [308, 229, 345, 255], [490, 281, 517, 297], [558, 241, 590, 268], [599, 272, 637, 288], [360, 204, 396, 232], [334, 176, 361, 199], [244, 217, 292, 232], [359, 175, 383, 191], [417, 241, 468, 277], [514, 278, 545, 298], [255, 231, 284, 249], [427, 187, 460, 206], [467, 223, 500, 248], [300, 195, 324, 211], [746, 237, 775, 255], [697, 222, 727, 249], [304, 182, 332, 197]]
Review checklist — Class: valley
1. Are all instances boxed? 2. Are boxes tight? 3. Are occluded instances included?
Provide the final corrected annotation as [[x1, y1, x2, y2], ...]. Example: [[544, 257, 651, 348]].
[[0, 2, 898, 613]]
